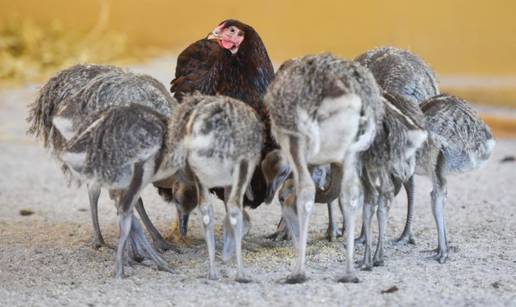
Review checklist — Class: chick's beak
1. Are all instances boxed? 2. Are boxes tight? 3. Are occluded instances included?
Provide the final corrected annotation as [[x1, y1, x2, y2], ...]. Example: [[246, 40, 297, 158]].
[[179, 212, 190, 236], [265, 168, 291, 204]]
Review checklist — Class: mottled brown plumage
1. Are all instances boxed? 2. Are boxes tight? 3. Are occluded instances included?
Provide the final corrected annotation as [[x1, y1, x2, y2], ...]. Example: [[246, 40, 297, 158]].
[[171, 20, 274, 113]]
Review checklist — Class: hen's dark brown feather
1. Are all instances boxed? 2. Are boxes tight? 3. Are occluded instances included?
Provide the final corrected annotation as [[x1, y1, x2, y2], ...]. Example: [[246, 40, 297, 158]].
[[170, 39, 224, 101], [170, 20, 274, 119]]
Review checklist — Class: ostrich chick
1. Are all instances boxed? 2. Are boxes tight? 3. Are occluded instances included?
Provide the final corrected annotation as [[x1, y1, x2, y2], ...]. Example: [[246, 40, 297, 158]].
[[273, 92, 427, 271], [55, 104, 173, 278], [416, 94, 495, 263], [49, 68, 178, 252], [355, 46, 440, 244], [263, 54, 384, 283], [27, 64, 121, 248], [355, 46, 439, 105], [165, 94, 263, 281], [359, 92, 427, 270]]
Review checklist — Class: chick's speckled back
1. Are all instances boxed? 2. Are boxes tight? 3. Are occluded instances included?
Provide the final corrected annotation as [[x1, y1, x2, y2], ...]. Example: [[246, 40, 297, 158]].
[[27, 64, 123, 147], [355, 47, 439, 104], [189, 96, 263, 161], [420, 94, 495, 172], [166, 94, 264, 171], [71, 71, 175, 117], [265, 54, 383, 133], [66, 104, 168, 187]]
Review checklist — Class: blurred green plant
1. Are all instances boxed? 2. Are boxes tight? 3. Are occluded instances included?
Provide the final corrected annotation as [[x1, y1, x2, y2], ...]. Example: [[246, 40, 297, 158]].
[[0, 16, 138, 83]]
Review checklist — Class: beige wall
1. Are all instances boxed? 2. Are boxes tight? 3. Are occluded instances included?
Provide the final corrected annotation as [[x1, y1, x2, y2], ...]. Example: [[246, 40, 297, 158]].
[[2, 0, 516, 75]]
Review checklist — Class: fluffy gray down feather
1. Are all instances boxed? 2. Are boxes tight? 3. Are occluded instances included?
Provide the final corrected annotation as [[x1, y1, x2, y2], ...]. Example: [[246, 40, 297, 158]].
[[355, 46, 439, 104], [418, 94, 495, 173], [264, 53, 384, 137]]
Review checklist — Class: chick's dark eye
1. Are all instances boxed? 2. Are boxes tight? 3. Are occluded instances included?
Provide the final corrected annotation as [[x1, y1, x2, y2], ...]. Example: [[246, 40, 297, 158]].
[[238, 32, 244, 37]]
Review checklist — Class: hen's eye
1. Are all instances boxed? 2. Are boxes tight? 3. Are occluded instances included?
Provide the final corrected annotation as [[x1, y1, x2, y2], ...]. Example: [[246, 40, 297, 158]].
[[238, 32, 244, 37], [230, 28, 235, 33]]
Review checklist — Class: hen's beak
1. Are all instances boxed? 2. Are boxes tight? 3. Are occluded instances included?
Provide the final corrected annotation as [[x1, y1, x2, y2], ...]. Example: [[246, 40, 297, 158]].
[[265, 167, 291, 204], [207, 31, 220, 40], [207, 23, 225, 40]]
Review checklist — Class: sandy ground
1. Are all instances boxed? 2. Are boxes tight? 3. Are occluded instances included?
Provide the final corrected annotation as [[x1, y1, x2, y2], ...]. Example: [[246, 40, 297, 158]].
[[1, 56, 516, 307]]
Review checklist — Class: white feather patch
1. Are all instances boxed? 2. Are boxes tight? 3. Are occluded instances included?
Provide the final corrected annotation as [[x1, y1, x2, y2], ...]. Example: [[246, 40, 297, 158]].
[[302, 94, 364, 164], [52, 116, 75, 141], [61, 152, 86, 171], [405, 130, 428, 159], [349, 114, 376, 153], [203, 215, 210, 225]]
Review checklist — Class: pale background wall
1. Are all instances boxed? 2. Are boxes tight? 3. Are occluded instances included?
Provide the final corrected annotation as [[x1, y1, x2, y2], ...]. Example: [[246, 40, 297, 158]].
[[1, 0, 516, 75]]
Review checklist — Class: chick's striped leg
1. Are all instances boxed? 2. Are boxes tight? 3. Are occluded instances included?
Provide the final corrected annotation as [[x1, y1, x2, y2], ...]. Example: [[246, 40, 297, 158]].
[[129, 215, 172, 273], [114, 163, 145, 279], [360, 201, 374, 271], [354, 205, 367, 245], [128, 231, 145, 264], [87, 183, 107, 249], [135, 198, 180, 253], [115, 211, 132, 279], [395, 175, 416, 245], [338, 156, 362, 283], [430, 153, 448, 263], [326, 202, 338, 241], [224, 160, 255, 283], [285, 136, 314, 284], [373, 197, 390, 266], [114, 162, 171, 278], [198, 185, 218, 280]]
